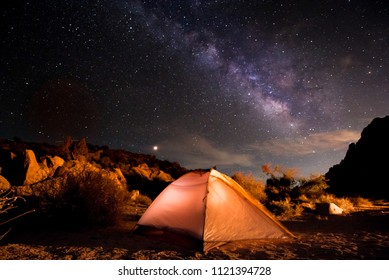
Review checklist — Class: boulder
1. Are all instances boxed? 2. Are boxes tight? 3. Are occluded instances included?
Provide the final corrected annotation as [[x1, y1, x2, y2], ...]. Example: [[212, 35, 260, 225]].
[[22, 150, 65, 185], [126, 163, 175, 199], [55, 160, 127, 191], [23, 149, 50, 185], [130, 163, 153, 180], [100, 168, 127, 191], [129, 190, 140, 201], [41, 155, 65, 176], [54, 159, 100, 177], [129, 163, 174, 183], [316, 202, 343, 215], [153, 170, 174, 183], [113, 168, 127, 189], [0, 175, 11, 192]]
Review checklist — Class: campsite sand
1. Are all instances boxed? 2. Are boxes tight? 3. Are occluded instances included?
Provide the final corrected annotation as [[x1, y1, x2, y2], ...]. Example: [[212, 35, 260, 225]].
[[1, 202, 388, 260]]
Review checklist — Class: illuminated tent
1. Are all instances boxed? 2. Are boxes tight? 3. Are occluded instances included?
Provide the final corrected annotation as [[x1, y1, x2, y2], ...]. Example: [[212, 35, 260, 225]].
[[135, 169, 294, 252]]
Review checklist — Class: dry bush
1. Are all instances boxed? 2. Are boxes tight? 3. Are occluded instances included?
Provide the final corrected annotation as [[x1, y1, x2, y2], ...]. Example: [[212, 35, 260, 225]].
[[232, 172, 267, 203], [299, 194, 372, 214], [350, 196, 374, 207], [135, 194, 152, 206], [269, 198, 304, 220], [331, 197, 354, 213], [1, 190, 34, 240], [315, 194, 355, 213], [294, 175, 329, 200], [0, 190, 17, 240], [261, 163, 298, 180], [44, 170, 129, 227]]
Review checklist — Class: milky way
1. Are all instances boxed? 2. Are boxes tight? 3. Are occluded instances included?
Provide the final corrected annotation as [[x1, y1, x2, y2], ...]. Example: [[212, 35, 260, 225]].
[[1, 0, 388, 176]]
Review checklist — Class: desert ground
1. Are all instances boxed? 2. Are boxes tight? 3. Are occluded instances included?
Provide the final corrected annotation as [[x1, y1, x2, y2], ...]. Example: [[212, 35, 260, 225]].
[[1, 201, 388, 260]]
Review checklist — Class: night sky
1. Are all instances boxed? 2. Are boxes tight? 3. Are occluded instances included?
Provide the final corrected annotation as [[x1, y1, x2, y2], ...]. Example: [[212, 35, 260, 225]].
[[1, 0, 388, 177]]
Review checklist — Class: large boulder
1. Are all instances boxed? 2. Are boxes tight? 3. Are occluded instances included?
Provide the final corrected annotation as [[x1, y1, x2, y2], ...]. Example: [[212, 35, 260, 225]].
[[113, 168, 127, 188], [153, 170, 174, 182], [55, 160, 127, 191], [23, 149, 50, 185], [17, 159, 129, 200], [129, 163, 174, 182], [41, 155, 65, 177], [54, 158, 99, 177], [130, 163, 153, 180], [23, 150, 65, 185], [129, 190, 140, 201], [126, 163, 175, 198]]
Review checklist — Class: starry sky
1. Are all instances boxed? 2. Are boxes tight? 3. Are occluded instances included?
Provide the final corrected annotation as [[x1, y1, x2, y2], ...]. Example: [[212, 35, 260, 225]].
[[1, 0, 388, 177]]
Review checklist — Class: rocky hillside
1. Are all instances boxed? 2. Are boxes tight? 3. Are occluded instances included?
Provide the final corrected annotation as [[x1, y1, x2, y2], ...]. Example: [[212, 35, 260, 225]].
[[0, 137, 188, 199], [326, 116, 389, 199]]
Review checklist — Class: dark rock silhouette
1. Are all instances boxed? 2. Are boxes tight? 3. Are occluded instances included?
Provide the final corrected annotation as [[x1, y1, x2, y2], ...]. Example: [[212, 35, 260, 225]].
[[326, 116, 389, 199]]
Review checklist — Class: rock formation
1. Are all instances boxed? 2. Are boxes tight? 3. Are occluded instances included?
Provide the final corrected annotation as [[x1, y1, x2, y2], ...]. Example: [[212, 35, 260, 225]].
[[54, 159, 127, 191], [0, 137, 188, 199], [126, 163, 175, 198], [23, 150, 64, 185], [0, 175, 11, 192], [326, 116, 389, 199]]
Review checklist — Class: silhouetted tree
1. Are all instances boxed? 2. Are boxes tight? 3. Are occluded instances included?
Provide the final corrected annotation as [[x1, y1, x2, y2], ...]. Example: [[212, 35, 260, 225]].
[[292, 175, 329, 199], [262, 164, 298, 201]]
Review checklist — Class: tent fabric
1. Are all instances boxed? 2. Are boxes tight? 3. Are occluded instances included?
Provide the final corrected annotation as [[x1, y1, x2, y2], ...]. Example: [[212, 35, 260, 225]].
[[137, 171, 208, 239], [137, 169, 294, 252]]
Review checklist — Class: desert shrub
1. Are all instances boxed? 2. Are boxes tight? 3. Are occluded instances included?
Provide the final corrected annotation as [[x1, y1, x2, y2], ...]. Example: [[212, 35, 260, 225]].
[[135, 194, 152, 206], [0, 190, 33, 240], [292, 175, 329, 200], [333, 197, 355, 213], [262, 164, 299, 202], [232, 172, 267, 203], [262, 165, 331, 201], [44, 170, 129, 227], [269, 198, 304, 220], [0, 190, 16, 240], [262, 163, 298, 179], [315, 194, 355, 213], [260, 163, 376, 217], [350, 196, 374, 207]]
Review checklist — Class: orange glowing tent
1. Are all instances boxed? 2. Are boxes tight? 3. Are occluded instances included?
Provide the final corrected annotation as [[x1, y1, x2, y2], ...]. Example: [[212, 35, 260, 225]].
[[135, 168, 294, 252]]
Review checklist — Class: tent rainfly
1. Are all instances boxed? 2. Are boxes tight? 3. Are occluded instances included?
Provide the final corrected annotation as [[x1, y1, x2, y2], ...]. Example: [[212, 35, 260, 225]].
[[135, 169, 295, 252]]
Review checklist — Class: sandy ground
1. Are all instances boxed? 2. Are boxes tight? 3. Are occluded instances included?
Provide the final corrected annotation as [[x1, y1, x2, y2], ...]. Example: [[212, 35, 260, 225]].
[[1, 202, 388, 260]]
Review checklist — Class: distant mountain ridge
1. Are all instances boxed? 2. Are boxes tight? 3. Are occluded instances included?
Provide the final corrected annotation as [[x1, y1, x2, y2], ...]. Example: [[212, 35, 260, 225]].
[[326, 116, 389, 199]]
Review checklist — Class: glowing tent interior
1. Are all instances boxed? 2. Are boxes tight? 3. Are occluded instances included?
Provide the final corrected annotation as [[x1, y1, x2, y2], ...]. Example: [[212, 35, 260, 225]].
[[134, 169, 295, 252]]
